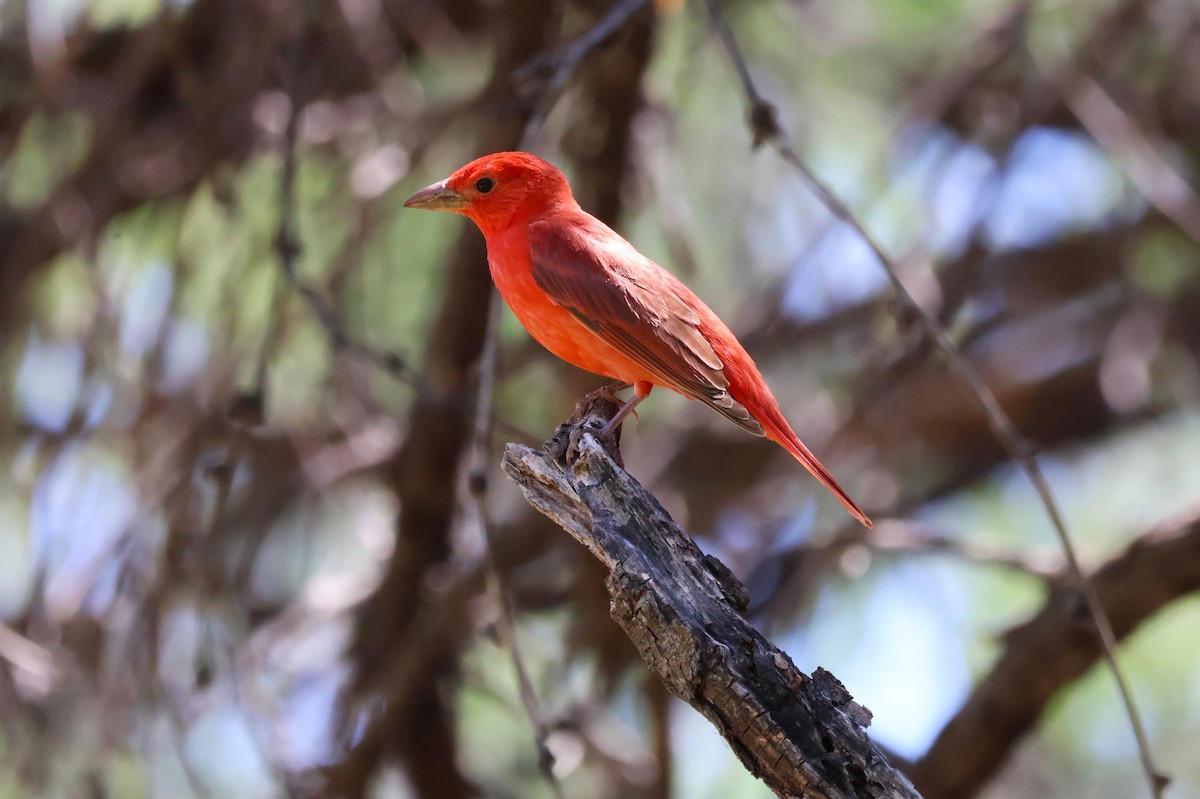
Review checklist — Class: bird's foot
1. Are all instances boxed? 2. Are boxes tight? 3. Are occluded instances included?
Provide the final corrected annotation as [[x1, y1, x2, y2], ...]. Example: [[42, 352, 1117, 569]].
[[558, 383, 631, 467], [571, 381, 631, 415], [597, 389, 644, 440]]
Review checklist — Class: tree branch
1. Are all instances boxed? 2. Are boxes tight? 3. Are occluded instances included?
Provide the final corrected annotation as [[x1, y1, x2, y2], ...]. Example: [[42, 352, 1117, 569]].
[[501, 396, 924, 799], [911, 504, 1200, 799], [697, 1, 1166, 792]]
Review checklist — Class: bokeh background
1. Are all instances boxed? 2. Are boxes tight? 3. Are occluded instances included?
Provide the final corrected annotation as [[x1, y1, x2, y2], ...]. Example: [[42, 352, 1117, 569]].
[[1, 0, 1199, 797]]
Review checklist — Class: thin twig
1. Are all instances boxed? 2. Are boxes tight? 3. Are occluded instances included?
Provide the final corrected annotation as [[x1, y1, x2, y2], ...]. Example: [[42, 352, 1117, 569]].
[[866, 520, 1059, 579], [253, 259, 291, 402], [912, 502, 1200, 799], [271, 0, 425, 394], [276, 248, 425, 389], [457, 5, 661, 795], [0, 622, 61, 693], [468, 293, 566, 799], [276, 225, 424, 389], [271, 6, 472, 790], [699, 1, 1165, 795], [518, 0, 652, 145], [1032, 45, 1200, 244], [269, 74, 520, 428], [268, 3, 543, 441]]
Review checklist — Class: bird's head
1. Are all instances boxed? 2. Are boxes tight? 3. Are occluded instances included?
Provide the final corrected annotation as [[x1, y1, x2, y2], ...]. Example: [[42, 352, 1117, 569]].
[[403, 151, 574, 235]]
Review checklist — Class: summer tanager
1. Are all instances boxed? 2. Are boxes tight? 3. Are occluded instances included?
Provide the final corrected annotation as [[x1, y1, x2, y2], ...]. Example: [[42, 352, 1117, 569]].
[[405, 152, 871, 527]]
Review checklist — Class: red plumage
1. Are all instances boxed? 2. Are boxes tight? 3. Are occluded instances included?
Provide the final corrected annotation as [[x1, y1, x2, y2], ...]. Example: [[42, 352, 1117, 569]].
[[405, 151, 871, 527]]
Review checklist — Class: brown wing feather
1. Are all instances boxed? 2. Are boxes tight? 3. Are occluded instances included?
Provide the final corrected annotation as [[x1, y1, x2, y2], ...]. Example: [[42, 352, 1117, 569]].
[[528, 218, 764, 436]]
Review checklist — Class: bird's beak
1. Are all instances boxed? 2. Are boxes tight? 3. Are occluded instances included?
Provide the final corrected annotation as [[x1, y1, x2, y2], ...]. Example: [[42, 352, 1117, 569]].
[[403, 179, 467, 212]]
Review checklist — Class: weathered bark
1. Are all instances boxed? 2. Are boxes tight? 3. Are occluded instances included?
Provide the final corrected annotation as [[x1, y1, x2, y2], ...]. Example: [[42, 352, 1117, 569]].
[[501, 396, 924, 799]]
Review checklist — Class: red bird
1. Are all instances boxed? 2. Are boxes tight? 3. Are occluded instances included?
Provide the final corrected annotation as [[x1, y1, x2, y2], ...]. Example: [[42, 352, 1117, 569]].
[[405, 152, 871, 527]]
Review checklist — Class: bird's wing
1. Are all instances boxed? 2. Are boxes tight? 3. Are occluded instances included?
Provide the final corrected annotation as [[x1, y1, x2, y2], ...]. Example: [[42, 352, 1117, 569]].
[[528, 218, 763, 436]]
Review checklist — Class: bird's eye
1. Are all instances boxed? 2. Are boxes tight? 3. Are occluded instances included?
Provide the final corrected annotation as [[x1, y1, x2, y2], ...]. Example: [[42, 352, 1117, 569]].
[[475, 177, 495, 194]]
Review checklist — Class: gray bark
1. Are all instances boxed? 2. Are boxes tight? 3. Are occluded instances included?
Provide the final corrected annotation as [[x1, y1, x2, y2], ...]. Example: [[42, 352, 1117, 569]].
[[501, 395, 924, 799]]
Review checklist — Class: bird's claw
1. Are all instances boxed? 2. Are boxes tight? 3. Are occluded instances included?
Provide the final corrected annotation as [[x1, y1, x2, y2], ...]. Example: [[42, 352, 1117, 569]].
[[554, 384, 628, 467], [569, 382, 631, 420]]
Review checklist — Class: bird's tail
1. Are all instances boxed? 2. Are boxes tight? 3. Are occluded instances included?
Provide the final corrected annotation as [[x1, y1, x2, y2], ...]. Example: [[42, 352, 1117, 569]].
[[758, 411, 872, 528]]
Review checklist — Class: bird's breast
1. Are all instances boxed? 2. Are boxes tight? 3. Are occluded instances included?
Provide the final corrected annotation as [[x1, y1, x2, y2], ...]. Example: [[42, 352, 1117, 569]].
[[486, 241, 653, 385]]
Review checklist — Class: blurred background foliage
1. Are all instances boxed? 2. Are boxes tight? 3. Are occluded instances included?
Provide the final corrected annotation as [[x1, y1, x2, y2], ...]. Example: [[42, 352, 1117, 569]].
[[0, 0, 1198, 797]]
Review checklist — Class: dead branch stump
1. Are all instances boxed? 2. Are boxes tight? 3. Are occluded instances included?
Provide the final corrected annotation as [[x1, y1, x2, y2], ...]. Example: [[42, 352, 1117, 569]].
[[500, 396, 923, 799]]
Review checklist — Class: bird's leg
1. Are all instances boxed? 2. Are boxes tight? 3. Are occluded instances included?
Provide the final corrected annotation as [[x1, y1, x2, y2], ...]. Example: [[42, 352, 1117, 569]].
[[590, 381, 632, 405], [569, 381, 631, 423], [599, 381, 652, 438], [561, 382, 635, 466], [561, 381, 648, 466]]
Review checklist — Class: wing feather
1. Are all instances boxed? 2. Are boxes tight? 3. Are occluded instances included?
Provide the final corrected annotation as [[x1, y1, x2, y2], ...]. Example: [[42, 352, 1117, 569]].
[[528, 218, 763, 436]]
